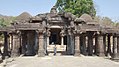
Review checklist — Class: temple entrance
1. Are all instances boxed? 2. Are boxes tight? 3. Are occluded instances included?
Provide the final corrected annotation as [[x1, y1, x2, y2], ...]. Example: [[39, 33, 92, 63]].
[[50, 28, 61, 45], [47, 28, 67, 55], [21, 30, 38, 56]]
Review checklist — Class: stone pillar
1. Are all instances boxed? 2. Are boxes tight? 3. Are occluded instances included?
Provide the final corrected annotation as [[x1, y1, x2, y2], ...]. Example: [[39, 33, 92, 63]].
[[112, 35, 119, 60], [60, 29, 65, 46], [82, 35, 87, 55], [47, 36, 49, 46], [94, 35, 98, 55], [87, 32, 93, 56], [11, 32, 20, 57], [74, 34, 80, 56], [66, 35, 71, 55], [47, 30, 50, 46], [98, 34, 105, 57], [61, 36, 64, 46], [117, 36, 119, 59], [9, 34, 13, 51], [7, 34, 11, 54], [107, 35, 112, 56], [38, 32, 45, 57], [103, 35, 107, 56], [66, 29, 75, 55], [61, 35, 64, 46], [9, 34, 13, 54], [3, 32, 9, 59]]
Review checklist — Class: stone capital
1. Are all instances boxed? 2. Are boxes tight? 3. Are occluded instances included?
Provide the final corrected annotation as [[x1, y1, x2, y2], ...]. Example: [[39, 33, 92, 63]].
[[47, 31, 51, 37], [36, 29, 44, 34], [12, 30, 21, 38], [60, 30, 65, 36], [112, 33, 118, 37]]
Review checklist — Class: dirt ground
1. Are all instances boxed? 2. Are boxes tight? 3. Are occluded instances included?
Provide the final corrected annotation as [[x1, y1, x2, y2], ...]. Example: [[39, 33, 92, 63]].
[[0, 55, 119, 67]]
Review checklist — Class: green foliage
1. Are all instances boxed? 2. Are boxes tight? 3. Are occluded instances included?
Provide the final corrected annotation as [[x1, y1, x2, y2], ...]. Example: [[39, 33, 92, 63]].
[[115, 22, 119, 28], [55, 0, 96, 17], [0, 34, 4, 41], [94, 16, 117, 28], [0, 18, 7, 27], [0, 16, 16, 41], [0, 16, 16, 27]]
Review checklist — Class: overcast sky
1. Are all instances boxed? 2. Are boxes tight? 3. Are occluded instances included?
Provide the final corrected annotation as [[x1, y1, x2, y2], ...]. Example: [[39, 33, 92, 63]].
[[0, 0, 119, 21]]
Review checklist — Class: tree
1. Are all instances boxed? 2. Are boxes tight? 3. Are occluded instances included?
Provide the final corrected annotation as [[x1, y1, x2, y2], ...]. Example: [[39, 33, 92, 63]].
[[55, 0, 96, 17], [0, 18, 6, 27], [0, 16, 16, 27], [94, 16, 115, 27]]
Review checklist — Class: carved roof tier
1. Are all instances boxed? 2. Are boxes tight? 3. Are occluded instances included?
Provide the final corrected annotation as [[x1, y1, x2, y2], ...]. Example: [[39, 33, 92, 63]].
[[0, 26, 15, 32], [78, 24, 101, 32], [13, 23, 43, 30]]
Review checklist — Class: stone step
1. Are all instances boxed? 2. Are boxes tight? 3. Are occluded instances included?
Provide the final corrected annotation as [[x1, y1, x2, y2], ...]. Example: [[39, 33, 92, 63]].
[[48, 53, 61, 56]]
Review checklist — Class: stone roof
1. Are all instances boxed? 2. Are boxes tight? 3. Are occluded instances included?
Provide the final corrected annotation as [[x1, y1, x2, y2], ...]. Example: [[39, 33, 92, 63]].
[[79, 14, 93, 22]]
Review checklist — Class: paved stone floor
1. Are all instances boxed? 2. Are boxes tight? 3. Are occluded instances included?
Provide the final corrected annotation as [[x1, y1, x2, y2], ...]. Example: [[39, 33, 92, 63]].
[[1, 55, 119, 67]]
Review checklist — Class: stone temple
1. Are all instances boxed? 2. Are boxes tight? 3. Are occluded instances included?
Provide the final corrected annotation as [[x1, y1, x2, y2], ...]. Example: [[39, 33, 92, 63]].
[[0, 6, 119, 61]]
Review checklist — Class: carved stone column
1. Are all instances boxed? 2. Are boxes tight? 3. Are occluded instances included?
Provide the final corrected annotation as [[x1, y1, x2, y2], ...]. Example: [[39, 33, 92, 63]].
[[60, 30, 65, 46], [3, 32, 9, 59], [47, 36, 49, 46], [66, 29, 75, 55], [74, 34, 80, 56], [81, 34, 87, 55], [7, 34, 11, 54], [107, 35, 112, 56], [94, 35, 98, 55], [47, 29, 50, 46], [103, 35, 107, 56], [38, 31, 45, 57], [61, 36, 64, 46], [112, 35, 119, 60], [98, 34, 105, 57], [11, 31, 20, 57], [117, 36, 119, 59], [9, 34, 13, 52]]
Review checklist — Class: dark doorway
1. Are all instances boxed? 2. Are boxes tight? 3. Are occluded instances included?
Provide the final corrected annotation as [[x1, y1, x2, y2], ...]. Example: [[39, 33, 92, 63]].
[[51, 33, 57, 44], [49, 28, 61, 45], [21, 30, 38, 56]]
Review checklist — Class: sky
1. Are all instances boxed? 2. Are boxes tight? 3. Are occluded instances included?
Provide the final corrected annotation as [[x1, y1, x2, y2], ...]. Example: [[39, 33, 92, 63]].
[[0, 0, 119, 21]]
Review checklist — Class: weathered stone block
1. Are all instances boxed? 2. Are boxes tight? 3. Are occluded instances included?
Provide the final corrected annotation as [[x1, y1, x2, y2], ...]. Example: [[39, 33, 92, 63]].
[[38, 50, 45, 57]]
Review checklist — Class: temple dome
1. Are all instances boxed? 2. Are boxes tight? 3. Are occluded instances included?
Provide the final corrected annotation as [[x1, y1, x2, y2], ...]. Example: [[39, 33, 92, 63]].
[[79, 14, 93, 22]]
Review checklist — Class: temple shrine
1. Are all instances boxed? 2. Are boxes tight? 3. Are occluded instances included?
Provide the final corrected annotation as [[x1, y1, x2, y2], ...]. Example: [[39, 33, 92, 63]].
[[0, 6, 119, 61]]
